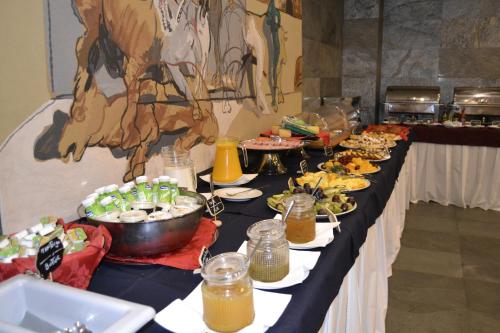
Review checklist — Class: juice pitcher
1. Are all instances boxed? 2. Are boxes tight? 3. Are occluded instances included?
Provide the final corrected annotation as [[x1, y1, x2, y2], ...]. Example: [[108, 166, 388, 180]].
[[212, 137, 248, 183]]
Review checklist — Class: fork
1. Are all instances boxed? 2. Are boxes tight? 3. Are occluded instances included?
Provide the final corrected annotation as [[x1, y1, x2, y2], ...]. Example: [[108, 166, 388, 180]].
[[226, 186, 266, 197]]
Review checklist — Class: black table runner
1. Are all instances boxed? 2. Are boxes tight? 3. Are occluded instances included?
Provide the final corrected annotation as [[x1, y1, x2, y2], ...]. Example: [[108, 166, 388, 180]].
[[87, 137, 412, 333]]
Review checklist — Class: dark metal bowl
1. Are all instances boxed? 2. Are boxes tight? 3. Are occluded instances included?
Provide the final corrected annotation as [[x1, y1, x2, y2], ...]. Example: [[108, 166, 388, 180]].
[[87, 191, 206, 257]]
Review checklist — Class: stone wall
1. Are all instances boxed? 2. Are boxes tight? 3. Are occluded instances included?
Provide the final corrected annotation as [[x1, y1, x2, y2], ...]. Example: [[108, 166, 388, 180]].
[[302, 0, 344, 97], [341, 0, 500, 121], [342, 0, 380, 122]]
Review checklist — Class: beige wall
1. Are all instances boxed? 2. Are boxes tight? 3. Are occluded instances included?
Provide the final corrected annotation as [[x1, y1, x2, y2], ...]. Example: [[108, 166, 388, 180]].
[[0, 1, 51, 143]]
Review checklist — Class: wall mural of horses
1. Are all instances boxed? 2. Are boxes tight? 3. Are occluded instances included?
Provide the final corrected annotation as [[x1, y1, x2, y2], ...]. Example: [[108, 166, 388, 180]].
[[33, 0, 302, 182]]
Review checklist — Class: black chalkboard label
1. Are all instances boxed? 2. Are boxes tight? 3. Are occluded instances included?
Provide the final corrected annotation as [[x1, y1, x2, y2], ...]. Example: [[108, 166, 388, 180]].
[[324, 145, 333, 157], [206, 195, 224, 217], [300, 160, 308, 174], [198, 246, 211, 267], [36, 238, 64, 279]]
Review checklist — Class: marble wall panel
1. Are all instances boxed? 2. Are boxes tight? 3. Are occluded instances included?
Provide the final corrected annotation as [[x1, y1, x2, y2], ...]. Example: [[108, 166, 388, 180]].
[[383, 19, 441, 49], [302, 78, 321, 97], [441, 17, 500, 48], [322, 0, 343, 45], [343, 48, 378, 78], [442, 0, 500, 19], [319, 44, 343, 77], [345, 0, 379, 20], [384, 0, 442, 22], [303, 38, 323, 77], [343, 77, 377, 108], [382, 48, 439, 79], [303, 0, 322, 41], [343, 19, 379, 49], [320, 77, 342, 96], [303, 0, 343, 97], [439, 48, 500, 79]]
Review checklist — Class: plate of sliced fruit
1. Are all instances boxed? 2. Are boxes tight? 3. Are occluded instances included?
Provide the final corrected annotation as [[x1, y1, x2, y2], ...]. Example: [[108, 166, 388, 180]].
[[267, 185, 356, 218]]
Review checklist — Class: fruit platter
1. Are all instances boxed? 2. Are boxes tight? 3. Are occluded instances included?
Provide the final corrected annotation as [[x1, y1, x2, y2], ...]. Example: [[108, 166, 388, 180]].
[[319, 156, 380, 175], [267, 183, 357, 217], [296, 171, 370, 192], [335, 149, 390, 162], [339, 134, 397, 150]]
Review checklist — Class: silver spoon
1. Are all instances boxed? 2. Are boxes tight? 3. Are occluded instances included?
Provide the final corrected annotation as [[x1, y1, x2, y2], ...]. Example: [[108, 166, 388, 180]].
[[325, 207, 342, 233]]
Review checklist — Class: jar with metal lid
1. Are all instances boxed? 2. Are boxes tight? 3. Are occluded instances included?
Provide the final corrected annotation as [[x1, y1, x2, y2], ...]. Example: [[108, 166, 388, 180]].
[[284, 194, 316, 243], [247, 219, 289, 282], [201, 252, 254, 332]]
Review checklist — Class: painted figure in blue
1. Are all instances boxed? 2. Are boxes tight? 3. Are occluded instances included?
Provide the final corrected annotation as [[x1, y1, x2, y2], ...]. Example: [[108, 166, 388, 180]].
[[263, 0, 281, 110]]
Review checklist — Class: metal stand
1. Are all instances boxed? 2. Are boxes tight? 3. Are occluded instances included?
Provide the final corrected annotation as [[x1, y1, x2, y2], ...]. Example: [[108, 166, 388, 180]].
[[257, 153, 287, 175]]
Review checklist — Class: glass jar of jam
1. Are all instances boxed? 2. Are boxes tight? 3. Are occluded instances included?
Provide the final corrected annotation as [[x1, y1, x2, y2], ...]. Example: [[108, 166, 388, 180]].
[[201, 252, 254, 332], [247, 219, 289, 282], [284, 194, 316, 243]]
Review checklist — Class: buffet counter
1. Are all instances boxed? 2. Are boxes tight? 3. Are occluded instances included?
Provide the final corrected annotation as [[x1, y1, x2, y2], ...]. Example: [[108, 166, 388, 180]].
[[87, 138, 412, 332], [410, 124, 500, 147]]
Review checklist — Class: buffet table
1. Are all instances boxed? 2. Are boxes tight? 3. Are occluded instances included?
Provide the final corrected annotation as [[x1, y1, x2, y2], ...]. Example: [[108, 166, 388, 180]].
[[87, 138, 412, 333], [408, 125, 500, 211]]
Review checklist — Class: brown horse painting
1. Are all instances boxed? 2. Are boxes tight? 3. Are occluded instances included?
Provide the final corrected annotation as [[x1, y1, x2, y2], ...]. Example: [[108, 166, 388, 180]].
[[51, 0, 218, 181]]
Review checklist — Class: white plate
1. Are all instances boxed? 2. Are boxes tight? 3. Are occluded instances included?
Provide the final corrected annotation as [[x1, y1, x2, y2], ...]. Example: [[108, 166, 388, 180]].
[[268, 201, 357, 218], [237, 242, 321, 290], [335, 151, 391, 162], [317, 162, 381, 174], [199, 173, 258, 187], [214, 187, 263, 202]]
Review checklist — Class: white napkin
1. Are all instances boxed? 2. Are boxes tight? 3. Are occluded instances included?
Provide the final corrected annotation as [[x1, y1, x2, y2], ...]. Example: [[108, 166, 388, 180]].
[[238, 241, 320, 289], [273, 214, 336, 249], [155, 283, 291, 333]]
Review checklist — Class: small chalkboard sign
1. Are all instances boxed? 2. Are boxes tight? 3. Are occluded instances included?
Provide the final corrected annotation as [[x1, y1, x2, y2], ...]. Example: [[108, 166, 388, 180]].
[[36, 238, 64, 279], [324, 145, 333, 158], [206, 195, 224, 217], [198, 246, 212, 267], [300, 160, 308, 174]]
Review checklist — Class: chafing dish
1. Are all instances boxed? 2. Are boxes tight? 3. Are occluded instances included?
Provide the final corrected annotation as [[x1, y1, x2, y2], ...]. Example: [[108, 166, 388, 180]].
[[451, 87, 500, 121], [384, 86, 441, 122], [87, 190, 206, 257]]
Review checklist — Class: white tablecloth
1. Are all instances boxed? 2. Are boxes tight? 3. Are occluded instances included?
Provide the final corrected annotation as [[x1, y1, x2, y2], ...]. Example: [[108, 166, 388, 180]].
[[319, 158, 410, 333], [319, 141, 500, 333], [407, 142, 500, 211]]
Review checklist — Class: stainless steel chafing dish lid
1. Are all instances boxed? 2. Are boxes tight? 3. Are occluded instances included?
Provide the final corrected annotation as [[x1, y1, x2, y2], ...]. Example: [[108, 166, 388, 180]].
[[452, 87, 500, 116], [385, 86, 441, 104]]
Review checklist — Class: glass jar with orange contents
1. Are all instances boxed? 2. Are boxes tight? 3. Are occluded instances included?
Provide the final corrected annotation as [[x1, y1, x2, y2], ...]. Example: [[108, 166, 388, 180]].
[[201, 252, 254, 332], [284, 194, 316, 243]]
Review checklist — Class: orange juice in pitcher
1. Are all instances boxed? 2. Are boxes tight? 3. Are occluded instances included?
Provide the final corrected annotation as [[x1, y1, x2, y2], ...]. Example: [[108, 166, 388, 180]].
[[212, 137, 243, 183]]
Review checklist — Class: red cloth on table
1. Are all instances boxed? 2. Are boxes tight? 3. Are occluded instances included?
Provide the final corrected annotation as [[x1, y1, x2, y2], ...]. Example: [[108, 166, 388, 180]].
[[0, 222, 111, 289], [105, 217, 217, 270]]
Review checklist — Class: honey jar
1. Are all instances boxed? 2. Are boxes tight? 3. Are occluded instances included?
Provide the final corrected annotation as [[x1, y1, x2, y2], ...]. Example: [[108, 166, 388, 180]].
[[247, 219, 289, 282], [201, 252, 254, 332], [284, 194, 316, 243]]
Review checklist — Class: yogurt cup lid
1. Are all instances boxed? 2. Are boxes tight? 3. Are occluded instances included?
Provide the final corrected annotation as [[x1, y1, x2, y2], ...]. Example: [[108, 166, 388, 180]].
[[100, 196, 113, 205], [147, 211, 173, 221], [120, 210, 147, 223], [95, 186, 106, 194], [86, 193, 99, 200], [159, 175, 170, 182], [119, 185, 131, 193], [152, 178, 160, 184], [125, 181, 135, 188], [136, 176, 148, 184], [95, 211, 120, 222], [105, 184, 119, 192], [81, 197, 96, 208]]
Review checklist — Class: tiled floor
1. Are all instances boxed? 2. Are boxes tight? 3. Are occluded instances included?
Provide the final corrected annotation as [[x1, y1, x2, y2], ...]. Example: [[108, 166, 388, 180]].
[[386, 202, 500, 333]]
